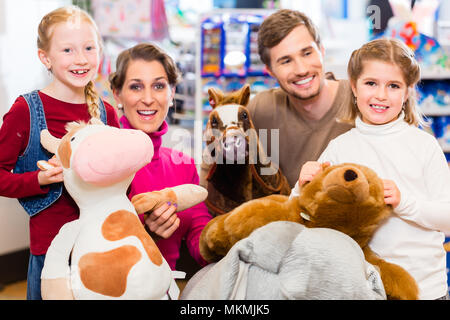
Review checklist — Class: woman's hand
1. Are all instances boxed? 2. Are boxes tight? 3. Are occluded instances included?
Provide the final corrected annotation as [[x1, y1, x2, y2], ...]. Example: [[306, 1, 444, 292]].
[[382, 179, 401, 209], [298, 161, 330, 186], [37, 156, 63, 185], [144, 202, 180, 239]]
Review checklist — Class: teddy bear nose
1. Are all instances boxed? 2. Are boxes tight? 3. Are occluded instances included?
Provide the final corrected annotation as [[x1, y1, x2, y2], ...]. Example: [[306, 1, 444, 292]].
[[344, 169, 358, 182]]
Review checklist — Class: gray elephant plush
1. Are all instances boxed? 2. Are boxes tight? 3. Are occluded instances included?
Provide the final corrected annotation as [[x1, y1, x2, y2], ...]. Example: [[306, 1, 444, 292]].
[[181, 221, 386, 300]]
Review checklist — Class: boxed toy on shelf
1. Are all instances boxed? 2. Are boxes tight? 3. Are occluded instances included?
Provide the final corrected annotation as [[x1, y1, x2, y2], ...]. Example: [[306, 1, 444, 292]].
[[417, 79, 450, 116], [378, 0, 450, 161], [200, 75, 277, 125], [429, 116, 450, 154], [92, 0, 169, 40], [197, 9, 275, 126]]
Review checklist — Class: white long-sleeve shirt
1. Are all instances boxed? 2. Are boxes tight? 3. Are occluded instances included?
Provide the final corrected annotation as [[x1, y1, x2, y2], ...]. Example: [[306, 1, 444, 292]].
[[291, 114, 450, 299]]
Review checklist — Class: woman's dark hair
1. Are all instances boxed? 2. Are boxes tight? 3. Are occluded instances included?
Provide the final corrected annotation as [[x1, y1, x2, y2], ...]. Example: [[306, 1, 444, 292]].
[[109, 43, 181, 92]]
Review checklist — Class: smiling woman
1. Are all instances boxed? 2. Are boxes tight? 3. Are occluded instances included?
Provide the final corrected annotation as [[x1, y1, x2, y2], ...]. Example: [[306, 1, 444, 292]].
[[108, 43, 212, 272], [113, 60, 174, 133]]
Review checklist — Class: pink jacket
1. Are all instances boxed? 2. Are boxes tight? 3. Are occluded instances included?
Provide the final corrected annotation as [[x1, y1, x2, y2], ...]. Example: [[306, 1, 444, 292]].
[[121, 116, 211, 270]]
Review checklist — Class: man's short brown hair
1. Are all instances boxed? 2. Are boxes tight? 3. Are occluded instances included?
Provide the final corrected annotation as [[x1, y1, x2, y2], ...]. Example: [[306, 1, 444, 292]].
[[258, 9, 321, 68]]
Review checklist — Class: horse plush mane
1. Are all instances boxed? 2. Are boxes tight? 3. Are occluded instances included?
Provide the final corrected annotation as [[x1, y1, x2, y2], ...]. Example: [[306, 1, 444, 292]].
[[203, 84, 290, 216], [38, 118, 207, 300]]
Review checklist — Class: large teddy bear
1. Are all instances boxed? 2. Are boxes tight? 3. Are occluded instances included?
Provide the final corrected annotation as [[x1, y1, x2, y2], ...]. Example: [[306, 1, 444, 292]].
[[199, 163, 419, 300]]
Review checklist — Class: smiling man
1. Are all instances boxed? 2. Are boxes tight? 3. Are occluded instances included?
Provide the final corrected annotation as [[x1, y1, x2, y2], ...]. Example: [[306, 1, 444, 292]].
[[247, 9, 354, 187]]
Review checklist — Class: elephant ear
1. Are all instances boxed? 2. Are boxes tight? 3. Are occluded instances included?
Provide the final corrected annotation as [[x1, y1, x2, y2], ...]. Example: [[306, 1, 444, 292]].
[[40, 129, 61, 154]]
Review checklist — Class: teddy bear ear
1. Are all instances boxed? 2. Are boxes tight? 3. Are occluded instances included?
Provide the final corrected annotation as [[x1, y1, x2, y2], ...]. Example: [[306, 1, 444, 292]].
[[321, 162, 331, 170], [302, 180, 311, 187]]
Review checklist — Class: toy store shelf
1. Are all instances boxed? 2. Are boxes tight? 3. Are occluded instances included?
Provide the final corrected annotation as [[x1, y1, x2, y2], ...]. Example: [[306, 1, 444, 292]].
[[420, 70, 450, 80], [420, 104, 450, 116], [172, 112, 195, 121], [441, 144, 450, 153]]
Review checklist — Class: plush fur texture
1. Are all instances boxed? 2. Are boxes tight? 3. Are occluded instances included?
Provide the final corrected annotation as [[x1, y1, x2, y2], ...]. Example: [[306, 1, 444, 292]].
[[200, 163, 419, 300], [203, 84, 290, 216], [182, 221, 387, 300]]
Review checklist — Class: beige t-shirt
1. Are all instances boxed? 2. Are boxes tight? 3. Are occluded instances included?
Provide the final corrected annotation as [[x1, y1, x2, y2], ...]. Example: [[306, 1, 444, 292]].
[[246, 80, 353, 187]]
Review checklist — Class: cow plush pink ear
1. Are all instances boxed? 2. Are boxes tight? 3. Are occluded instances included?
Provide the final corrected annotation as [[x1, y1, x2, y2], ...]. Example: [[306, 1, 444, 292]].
[[208, 87, 224, 109], [237, 84, 250, 106]]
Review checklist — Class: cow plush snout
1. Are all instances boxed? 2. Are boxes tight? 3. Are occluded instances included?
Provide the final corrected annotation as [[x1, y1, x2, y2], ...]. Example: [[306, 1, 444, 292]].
[[72, 128, 153, 186]]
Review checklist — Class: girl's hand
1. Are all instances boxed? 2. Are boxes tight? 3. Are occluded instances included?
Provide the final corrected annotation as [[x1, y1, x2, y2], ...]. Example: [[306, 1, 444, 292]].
[[37, 156, 63, 185], [382, 179, 401, 208], [298, 161, 330, 186], [144, 202, 180, 239], [47, 155, 61, 167]]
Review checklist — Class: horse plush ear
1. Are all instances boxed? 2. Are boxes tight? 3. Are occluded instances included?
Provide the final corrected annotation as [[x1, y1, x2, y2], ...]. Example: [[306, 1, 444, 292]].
[[237, 84, 251, 107], [208, 87, 224, 109]]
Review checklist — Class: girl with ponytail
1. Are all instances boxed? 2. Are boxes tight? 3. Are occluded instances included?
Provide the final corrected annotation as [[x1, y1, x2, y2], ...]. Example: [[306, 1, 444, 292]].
[[0, 6, 119, 299], [294, 38, 450, 299]]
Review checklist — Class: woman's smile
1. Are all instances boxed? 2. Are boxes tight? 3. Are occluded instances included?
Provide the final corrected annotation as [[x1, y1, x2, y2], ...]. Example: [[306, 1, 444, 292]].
[[137, 109, 158, 120]]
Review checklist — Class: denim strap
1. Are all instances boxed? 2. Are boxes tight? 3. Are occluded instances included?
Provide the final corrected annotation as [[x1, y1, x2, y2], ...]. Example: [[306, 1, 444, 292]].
[[14, 91, 62, 216], [99, 98, 107, 124]]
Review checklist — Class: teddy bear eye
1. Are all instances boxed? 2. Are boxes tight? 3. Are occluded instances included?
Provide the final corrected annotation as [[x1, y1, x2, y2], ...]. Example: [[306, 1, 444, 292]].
[[71, 137, 76, 142]]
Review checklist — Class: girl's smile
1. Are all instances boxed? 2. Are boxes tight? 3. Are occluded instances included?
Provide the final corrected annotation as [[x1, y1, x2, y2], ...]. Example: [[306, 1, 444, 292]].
[[369, 103, 389, 112], [69, 69, 90, 77]]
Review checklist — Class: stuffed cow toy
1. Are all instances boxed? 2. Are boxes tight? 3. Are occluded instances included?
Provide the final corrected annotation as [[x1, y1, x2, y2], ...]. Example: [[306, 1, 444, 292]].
[[199, 163, 419, 300], [38, 118, 207, 300]]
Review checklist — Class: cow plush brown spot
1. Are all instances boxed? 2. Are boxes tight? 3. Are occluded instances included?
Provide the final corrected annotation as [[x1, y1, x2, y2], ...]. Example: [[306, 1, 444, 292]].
[[102, 210, 163, 265], [79, 245, 141, 297]]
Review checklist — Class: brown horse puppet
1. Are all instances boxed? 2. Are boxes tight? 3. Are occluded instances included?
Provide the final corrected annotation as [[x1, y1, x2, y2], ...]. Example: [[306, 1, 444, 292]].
[[202, 84, 290, 216]]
